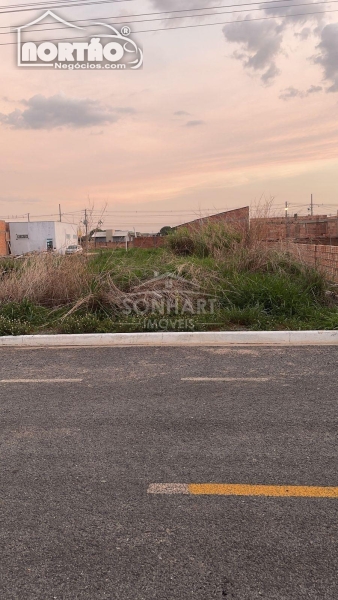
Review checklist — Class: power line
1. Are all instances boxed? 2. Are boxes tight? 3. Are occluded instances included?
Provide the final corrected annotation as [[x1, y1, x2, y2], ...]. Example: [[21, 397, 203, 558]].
[[3, 209, 337, 223], [1, 0, 334, 37], [3, 1, 300, 33], [1, 0, 297, 23], [2, 205, 337, 219], [0, 0, 137, 16], [1, 6, 337, 44], [71, 205, 338, 214], [133, 7, 338, 32], [80, 208, 243, 213], [101, 211, 223, 213], [77, 209, 263, 214]]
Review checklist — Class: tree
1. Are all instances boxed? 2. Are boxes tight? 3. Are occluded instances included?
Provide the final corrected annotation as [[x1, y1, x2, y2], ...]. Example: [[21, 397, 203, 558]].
[[89, 227, 104, 239], [160, 226, 172, 236]]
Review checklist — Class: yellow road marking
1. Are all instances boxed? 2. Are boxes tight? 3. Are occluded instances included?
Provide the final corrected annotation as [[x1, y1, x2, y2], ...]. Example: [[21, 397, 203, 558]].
[[188, 484, 338, 498], [147, 483, 338, 498]]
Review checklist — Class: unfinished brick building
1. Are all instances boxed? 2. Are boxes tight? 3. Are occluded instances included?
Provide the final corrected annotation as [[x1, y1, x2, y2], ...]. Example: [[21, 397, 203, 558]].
[[251, 214, 338, 245], [0, 220, 8, 255]]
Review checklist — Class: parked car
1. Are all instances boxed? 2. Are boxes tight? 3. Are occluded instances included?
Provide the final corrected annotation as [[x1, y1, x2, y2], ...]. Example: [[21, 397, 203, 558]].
[[65, 244, 83, 255]]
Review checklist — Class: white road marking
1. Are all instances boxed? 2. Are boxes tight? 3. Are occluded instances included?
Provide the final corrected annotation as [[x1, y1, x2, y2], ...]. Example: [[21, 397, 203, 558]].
[[148, 483, 189, 494], [181, 377, 271, 382], [0, 378, 83, 383]]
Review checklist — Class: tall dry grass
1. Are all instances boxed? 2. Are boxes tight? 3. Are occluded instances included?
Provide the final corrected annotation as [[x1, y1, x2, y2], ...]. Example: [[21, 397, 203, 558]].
[[166, 221, 245, 258], [247, 195, 275, 245], [165, 212, 302, 275], [0, 253, 216, 316], [0, 254, 90, 306]]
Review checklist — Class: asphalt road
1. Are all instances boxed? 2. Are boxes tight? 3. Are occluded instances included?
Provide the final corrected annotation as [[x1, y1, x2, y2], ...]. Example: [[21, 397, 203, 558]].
[[1, 345, 338, 599]]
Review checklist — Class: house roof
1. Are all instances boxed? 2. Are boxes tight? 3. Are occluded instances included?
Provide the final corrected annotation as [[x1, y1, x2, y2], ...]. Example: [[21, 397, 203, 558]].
[[92, 232, 107, 238], [91, 230, 129, 238]]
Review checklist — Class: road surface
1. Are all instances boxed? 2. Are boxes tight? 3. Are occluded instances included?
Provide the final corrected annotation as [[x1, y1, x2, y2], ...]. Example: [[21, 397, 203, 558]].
[[1, 345, 337, 599]]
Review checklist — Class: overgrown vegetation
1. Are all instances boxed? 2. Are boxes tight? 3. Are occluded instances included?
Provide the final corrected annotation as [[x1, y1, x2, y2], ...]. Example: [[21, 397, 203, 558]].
[[0, 222, 337, 335]]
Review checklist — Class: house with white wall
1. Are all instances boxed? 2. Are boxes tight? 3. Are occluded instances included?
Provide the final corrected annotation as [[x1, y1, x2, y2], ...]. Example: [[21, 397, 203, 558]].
[[91, 229, 131, 244], [8, 221, 78, 256]]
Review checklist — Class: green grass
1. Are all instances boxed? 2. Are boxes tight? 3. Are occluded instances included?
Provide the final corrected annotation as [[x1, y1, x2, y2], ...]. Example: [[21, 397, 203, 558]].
[[0, 240, 337, 335]]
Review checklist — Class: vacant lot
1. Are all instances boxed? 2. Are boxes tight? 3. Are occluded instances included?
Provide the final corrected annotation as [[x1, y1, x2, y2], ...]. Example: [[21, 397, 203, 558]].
[[0, 225, 338, 334]]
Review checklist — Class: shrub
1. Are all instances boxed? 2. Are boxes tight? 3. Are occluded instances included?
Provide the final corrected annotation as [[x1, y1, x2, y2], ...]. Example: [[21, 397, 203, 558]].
[[167, 223, 243, 258], [166, 229, 196, 256]]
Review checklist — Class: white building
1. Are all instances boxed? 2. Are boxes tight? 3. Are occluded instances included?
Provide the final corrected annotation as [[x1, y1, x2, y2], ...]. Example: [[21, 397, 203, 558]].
[[91, 229, 131, 244], [8, 221, 78, 256]]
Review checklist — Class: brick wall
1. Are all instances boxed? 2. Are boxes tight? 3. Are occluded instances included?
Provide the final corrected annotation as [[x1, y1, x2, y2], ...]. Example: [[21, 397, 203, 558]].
[[177, 207, 250, 232], [88, 241, 127, 250], [252, 215, 338, 243], [326, 216, 338, 238], [282, 242, 338, 282], [133, 236, 165, 249], [0, 220, 7, 255], [88, 237, 165, 250]]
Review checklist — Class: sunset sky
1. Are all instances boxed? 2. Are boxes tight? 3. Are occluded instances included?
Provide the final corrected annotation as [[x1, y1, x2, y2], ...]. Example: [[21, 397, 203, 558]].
[[0, 0, 338, 231]]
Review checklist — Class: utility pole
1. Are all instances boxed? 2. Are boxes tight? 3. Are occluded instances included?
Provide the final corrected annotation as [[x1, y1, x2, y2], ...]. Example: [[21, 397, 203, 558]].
[[59, 204, 62, 222], [84, 209, 88, 239], [285, 202, 289, 239], [310, 194, 313, 217], [83, 209, 89, 252], [27, 213, 30, 222]]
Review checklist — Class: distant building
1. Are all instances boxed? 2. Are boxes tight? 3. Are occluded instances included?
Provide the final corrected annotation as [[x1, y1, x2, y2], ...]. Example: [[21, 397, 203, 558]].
[[91, 229, 113, 243], [91, 229, 131, 244], [113, 230, 131, 243], [8, 221, 78, 256]]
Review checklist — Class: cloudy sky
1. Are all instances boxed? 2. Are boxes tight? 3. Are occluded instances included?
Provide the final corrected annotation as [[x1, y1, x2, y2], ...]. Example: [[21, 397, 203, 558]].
[[0, 0, 337, 231]]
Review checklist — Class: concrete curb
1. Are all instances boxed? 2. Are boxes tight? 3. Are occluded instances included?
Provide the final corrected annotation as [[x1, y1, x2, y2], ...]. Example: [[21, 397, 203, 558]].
[[0, 331, 338, 347]]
